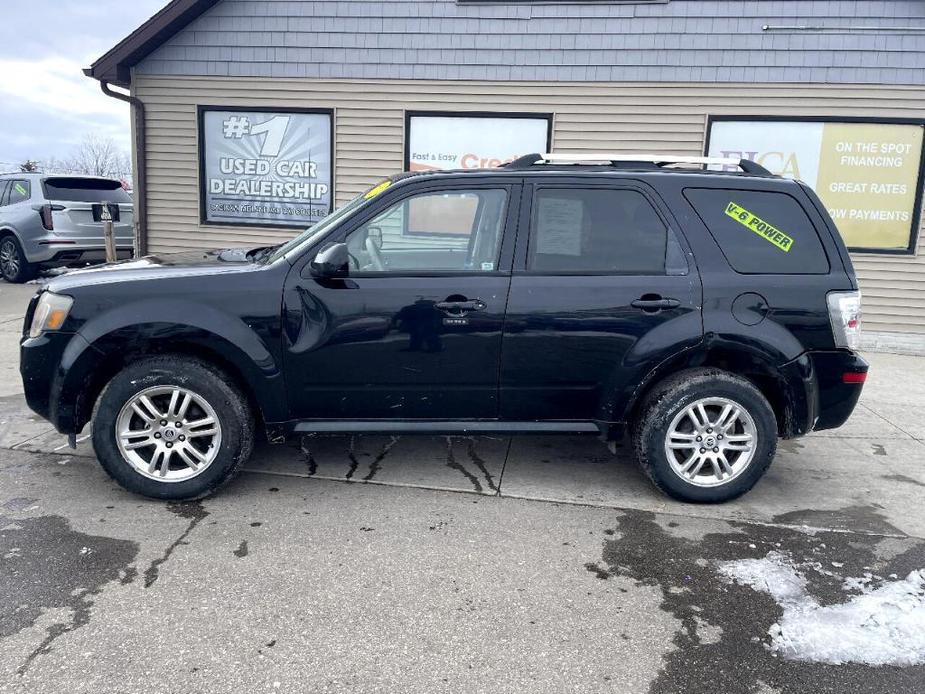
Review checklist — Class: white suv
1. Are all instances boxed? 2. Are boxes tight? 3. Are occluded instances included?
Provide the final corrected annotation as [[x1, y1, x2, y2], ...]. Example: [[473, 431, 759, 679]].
[[0, 173, 134, 282]]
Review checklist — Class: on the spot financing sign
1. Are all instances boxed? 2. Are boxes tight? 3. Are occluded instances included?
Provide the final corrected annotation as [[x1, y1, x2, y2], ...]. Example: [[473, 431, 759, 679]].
[[407, 113, 551, 172], [200, 108, 333, 227], [707, 119, 924, 252]]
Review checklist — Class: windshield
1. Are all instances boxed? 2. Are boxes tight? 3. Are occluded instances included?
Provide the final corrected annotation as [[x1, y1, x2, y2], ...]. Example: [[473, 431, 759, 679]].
[[266, 185, 384, 263]]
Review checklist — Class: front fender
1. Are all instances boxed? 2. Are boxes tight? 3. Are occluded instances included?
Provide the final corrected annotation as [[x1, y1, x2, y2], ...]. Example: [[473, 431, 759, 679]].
[[68, 298, 287, 427]]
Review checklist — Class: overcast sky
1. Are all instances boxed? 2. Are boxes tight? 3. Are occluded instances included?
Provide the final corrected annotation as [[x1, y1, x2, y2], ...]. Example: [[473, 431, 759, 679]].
[[0, 0, 166, 172]]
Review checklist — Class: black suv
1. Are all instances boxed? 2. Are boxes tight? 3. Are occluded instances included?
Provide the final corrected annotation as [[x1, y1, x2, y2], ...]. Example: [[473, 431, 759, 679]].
[[20, 154, 867, 503]]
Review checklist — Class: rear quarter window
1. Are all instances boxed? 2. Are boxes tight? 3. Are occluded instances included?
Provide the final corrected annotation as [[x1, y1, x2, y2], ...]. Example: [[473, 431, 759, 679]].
[[683, 188, 830, 274], [42, 177, 131, 203], [8, 180, 31, 204]]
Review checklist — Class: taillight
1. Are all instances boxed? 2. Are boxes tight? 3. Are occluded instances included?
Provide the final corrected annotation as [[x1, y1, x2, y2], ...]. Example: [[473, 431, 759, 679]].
[[38, 204, 54, 230], [37, 204, 64, 231], [842, 372, 867, 384], [826, 290, 862, 351]]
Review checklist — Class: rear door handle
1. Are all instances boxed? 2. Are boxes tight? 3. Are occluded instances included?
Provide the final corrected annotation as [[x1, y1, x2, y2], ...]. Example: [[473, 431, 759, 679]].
[[631, 296, 681, 312], [435, 299, 486, 313]]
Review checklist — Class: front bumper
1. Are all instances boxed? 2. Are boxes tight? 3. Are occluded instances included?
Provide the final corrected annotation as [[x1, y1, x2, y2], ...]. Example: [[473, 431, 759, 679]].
[[20, 331, 95, 434]]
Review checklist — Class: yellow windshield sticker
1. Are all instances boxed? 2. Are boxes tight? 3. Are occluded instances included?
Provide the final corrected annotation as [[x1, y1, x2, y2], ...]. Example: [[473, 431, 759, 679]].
[[14, 183, 26, 196], [364, 180, 391, 199], [725, 201, 793, 252]]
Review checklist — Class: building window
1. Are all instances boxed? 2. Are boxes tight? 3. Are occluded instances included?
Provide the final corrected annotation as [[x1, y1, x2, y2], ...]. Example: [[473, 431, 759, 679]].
[[706, 116, 925, 255], [405, 111, 552, 172], [198, 106, 334, 229]]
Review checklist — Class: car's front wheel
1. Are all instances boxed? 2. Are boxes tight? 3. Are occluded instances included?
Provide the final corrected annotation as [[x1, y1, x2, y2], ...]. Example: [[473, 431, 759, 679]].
[[92, 356, 254, 500], [632, 368, 777, 503]]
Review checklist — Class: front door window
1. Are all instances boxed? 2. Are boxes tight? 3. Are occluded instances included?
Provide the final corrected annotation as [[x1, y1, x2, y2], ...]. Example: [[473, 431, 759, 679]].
[[345, 189, 507, 273]]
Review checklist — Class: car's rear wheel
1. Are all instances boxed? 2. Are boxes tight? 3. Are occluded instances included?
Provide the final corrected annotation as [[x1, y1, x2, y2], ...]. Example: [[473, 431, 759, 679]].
[[92, 356, 254, 500], [0, 235, 37, 283], [632, 368, 777, 503]]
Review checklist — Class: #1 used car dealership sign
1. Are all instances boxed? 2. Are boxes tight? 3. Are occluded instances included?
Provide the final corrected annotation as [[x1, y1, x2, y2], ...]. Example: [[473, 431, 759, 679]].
[[199, 107, 333, 228], [707, 117, 925, 253]]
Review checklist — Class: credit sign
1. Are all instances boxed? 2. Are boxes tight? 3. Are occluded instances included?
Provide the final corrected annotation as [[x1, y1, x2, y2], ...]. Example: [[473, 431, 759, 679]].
[[406, 112, 551, 172]]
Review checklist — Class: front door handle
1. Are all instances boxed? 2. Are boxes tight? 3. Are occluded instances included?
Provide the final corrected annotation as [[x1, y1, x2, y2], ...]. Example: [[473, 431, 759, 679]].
[[631, 296, 681, 312], [435, 299, 486, 314]]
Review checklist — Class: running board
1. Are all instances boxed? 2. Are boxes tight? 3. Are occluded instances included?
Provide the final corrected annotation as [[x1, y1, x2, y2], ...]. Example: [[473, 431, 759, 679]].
[[292, 420, 601, 435]]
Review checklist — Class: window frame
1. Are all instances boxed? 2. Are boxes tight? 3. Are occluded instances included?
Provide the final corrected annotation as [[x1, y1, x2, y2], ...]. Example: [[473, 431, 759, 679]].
[[320, 178, 522, 279], [0, 181, 11, 207], [516, 179, 689, 277]]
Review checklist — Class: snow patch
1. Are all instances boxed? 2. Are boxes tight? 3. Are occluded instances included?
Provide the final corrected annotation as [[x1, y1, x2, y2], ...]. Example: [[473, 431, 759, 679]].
[[718, 552, 925, 666]]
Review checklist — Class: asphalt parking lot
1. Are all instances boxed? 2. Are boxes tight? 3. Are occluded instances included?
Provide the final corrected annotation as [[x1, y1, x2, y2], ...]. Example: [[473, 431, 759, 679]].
[[1, 280, 924, 693]]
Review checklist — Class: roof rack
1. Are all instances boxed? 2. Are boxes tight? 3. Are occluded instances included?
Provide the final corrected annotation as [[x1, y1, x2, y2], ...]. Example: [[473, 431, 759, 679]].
[[504, 153, 773, 176]]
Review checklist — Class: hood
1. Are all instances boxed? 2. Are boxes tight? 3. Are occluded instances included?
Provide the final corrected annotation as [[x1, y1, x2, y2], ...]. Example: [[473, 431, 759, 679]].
[[44, 247, 268, 292]]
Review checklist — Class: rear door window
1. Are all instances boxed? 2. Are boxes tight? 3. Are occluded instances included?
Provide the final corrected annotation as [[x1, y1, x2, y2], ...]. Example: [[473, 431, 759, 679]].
[[528, 186, 684, 275], [43, 177, 131, 203], [683, 188, 829, 274], [8, 180, 30, 204]]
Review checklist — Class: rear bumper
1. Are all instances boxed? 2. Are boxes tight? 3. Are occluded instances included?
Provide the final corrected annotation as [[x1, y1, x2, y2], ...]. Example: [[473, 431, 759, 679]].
[[781, 349, 867, 437], [27, 243, 133, 265], [41, 247, 134, 266], [810, 350, 868, 432]]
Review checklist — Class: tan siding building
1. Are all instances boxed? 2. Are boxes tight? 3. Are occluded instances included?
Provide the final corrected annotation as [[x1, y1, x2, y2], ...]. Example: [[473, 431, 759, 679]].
[[89, 0, 925, 351]]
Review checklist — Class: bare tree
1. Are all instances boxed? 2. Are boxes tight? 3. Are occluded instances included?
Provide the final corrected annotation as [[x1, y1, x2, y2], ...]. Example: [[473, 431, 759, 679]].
[[39, 156, 66, 174], [64, 134, 132, 179], [19, 160, 40, 172]]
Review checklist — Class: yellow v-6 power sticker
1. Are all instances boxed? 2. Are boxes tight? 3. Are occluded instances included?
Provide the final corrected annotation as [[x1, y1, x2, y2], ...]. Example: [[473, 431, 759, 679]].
[[725, 202, 793, 252]]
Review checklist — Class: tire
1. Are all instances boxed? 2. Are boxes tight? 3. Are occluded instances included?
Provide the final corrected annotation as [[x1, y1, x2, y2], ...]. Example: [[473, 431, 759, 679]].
[[92, 356, 254, 500], [0, 235, 38, 283], [632, 368, 777, 503]]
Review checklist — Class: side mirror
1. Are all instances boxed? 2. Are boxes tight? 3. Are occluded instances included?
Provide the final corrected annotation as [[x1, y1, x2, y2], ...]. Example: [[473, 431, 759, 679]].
[[309, 242, 349, 279]]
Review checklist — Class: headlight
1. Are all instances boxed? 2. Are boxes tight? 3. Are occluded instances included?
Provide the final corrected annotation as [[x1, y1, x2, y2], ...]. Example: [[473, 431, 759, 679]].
[[29, 292, 74, 338]]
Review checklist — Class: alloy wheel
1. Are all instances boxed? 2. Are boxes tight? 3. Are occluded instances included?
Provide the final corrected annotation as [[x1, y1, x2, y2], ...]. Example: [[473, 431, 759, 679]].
[[0, 239, 20, 280], [663, 396, 757, 487], [114, 385, 222, 482]]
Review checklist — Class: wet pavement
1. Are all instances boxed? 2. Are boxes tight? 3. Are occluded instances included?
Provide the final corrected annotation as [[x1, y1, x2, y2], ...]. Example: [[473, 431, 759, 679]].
[[1, 281, 925, 692]]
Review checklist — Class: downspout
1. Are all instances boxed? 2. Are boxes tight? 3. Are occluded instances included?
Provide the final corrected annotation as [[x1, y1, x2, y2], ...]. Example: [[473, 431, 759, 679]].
[[98, 80, 147, 256]]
